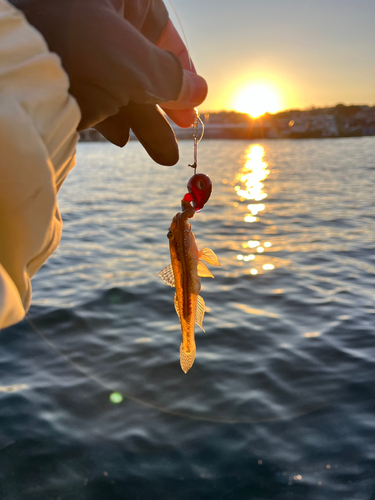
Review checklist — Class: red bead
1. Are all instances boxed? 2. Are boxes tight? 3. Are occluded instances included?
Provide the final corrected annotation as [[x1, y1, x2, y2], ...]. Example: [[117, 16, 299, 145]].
[[183, 192, 194, 202], [187, 173, 212, 210]]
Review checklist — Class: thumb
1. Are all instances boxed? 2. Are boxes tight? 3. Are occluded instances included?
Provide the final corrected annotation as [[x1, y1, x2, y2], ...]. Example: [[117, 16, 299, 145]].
[[161, 70, 208, 128]]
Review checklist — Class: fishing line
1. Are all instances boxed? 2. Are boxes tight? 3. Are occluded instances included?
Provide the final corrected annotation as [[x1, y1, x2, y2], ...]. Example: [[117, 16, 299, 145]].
[[189, 110, 204, 173], [165, 1, 205, 168], [26, 317, 325, 425], [193, 110, 205, 146], [166, 0, 193, 72]]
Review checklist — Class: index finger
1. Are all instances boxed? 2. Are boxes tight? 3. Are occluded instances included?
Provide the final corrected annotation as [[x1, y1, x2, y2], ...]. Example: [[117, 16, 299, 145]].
[[156, 19, 195, 72], [156, 19, 207, 128]]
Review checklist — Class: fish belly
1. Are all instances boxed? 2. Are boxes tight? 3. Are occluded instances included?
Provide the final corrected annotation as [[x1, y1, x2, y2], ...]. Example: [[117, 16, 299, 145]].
[[178, 292, 197, 373]]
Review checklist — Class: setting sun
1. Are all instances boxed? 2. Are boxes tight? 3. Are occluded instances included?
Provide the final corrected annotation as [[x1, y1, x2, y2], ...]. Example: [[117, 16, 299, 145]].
[[234, 85, 280, 118]]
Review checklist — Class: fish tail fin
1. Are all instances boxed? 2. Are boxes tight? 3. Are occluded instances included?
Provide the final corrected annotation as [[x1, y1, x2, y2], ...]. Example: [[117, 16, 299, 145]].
[[180, 343, 196, 374]]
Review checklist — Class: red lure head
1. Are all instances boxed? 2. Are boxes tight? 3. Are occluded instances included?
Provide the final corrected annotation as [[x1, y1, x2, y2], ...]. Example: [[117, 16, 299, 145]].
[[186, 173, 212, 211]]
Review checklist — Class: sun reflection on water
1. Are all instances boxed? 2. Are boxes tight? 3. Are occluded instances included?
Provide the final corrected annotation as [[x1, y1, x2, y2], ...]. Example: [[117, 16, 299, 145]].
[[233, 144, 275, 274], [234, 145, 269, 204]]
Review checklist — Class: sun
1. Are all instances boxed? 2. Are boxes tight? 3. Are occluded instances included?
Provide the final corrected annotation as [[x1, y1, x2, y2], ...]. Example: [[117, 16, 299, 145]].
[[234, 85, 280, 118]]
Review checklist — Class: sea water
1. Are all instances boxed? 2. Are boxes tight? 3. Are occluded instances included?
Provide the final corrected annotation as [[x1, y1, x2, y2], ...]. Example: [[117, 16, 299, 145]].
[[1, 138, 375, 499]]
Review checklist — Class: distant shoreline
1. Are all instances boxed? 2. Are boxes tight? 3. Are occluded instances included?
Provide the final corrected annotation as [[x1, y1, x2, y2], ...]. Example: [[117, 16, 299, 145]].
[[80, 104, 375, 142]]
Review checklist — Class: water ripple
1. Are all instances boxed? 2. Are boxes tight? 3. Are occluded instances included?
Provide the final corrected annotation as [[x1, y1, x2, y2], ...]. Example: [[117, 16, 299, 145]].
[[1, 139, 375, 499]]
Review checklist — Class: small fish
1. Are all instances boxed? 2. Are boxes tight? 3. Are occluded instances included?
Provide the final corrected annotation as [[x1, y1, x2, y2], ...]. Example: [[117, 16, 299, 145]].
[[158, 200, 220, 373]]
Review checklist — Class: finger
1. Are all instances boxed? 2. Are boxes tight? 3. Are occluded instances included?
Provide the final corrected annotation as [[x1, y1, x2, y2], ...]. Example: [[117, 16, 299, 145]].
[[162, 70, 208, 110], [163, 109, 195, 129], [126, 102, 179, 166], [160, 70, 208, 127], [157, 19, 194, 72], [94, 109, 131, 147], [156, 20, 207, 127], [95, 103, 179, 166]]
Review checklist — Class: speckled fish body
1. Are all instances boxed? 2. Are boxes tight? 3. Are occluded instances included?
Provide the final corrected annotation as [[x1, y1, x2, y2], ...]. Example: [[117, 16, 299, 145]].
[[158, 203, 220, 373], [169, 205, 200, 372]]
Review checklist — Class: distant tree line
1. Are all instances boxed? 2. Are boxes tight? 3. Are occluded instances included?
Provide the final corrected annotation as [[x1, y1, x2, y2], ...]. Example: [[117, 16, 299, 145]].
[[203, 104, 374, 124]]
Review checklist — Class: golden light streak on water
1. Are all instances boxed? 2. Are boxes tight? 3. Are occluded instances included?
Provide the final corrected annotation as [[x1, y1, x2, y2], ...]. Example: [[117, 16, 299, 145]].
[[233, 144, 275, 274], [248, 203, 265, 215], [248, 240, 260, 248], [234, 145, 269, 205], [244, 215, 258, 223], [0, 384, 28, 393], [233, 303, 279, 318], [244, 255, 255, 261], [263, 264, 275, 270], [304, 331, 321, 338]]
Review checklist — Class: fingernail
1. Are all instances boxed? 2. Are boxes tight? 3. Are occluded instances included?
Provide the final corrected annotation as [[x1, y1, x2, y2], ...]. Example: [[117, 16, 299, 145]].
[[186, 71, 208, 106]]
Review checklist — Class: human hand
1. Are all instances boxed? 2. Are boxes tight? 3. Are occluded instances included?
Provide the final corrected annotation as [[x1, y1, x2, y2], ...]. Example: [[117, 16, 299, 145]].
[[10, 0, 207, 165]]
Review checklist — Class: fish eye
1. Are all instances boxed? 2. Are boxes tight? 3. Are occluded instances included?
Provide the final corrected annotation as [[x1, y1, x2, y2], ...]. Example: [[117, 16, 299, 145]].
[[167, 231, 173, 239], [197, 180, 206, 190]]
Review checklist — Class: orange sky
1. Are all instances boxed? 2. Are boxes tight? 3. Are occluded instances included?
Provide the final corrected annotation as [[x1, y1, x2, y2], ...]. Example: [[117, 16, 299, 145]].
[[167, 0, 375, 114]]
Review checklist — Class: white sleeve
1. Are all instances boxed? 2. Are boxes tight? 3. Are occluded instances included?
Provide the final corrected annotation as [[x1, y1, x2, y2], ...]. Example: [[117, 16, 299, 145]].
[[0, 0, 81, 329]]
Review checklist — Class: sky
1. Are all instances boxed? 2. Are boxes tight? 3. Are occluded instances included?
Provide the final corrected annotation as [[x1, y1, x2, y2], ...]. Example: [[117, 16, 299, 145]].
[[166, 0, 375, 114]]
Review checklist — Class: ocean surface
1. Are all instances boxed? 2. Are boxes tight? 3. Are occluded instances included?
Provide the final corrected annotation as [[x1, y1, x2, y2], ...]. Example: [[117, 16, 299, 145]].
[[1, 137, 375, 499]]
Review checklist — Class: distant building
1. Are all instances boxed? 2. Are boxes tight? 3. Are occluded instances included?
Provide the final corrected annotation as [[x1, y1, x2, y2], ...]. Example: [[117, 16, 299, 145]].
[[284, 114, 339, 138]]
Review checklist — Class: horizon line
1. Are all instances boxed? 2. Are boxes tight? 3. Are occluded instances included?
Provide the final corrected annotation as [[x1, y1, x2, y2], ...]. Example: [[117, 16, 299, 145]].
[[200, 103, 375, 117]]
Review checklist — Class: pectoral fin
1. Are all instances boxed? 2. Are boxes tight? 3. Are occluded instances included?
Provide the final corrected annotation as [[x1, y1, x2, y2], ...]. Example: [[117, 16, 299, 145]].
[[157, 264, 175, 287], [197, 260, 214, 278], [195, 295, 206, 331], [199, 248, 221, 267]]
